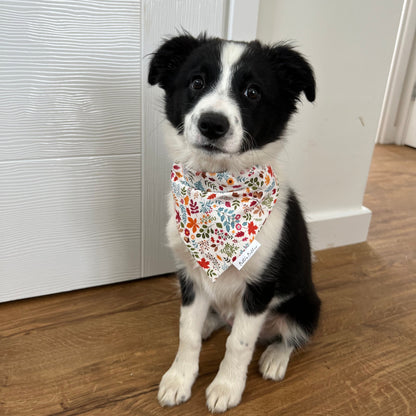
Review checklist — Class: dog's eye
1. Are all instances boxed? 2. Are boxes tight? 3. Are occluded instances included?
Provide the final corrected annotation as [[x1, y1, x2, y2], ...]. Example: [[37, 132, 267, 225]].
[[190, 76, 205, 90], [244, 85, 261, 101]]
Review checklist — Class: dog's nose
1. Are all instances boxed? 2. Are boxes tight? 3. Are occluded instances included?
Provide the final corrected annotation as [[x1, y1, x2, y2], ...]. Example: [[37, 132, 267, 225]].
[[198, 112, 230, 140]]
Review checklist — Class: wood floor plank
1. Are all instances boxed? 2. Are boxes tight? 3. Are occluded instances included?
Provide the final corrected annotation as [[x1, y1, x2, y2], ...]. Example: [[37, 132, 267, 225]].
[[1, 145, 415, 415]]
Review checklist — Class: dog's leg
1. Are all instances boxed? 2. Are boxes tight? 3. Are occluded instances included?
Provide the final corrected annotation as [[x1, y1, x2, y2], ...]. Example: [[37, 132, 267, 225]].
[[158, 276, 210, 407], [259, 315, 310, 381], [206, 305, 267, 413]]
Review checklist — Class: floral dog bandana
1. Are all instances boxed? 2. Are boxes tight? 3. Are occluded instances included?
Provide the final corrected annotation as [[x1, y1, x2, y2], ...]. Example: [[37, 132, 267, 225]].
[[171, 163, 279, 281]]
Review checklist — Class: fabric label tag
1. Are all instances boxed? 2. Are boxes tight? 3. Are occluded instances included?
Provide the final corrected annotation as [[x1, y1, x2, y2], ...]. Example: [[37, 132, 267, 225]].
[[233, 240, 261, 270]]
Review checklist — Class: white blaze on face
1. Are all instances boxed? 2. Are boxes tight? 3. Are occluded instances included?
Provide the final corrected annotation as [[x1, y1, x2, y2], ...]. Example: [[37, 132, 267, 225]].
[[184, 42, 246, 154]]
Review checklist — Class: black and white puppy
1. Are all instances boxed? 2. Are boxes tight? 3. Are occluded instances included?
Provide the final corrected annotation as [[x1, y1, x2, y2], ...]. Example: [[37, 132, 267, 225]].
[[148, 34, 321, 413]]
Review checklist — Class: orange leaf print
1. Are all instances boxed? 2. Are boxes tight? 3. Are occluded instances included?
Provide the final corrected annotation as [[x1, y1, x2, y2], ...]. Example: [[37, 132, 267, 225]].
[[184, 195, 189, 205], [248, 221, 258, 235], [265, 175, 270, 185], [186, 217, 199, 233]]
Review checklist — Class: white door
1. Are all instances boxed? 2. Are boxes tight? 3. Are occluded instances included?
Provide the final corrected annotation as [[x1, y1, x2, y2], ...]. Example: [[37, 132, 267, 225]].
[[0, 0, 229, 302]]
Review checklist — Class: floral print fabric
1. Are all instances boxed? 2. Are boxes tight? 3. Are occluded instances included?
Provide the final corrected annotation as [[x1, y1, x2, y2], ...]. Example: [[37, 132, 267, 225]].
[[171, 163, 279, 282]]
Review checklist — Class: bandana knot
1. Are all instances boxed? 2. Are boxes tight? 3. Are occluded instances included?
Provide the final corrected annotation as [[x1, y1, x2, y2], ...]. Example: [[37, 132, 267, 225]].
[[171, 163, 279, 281]]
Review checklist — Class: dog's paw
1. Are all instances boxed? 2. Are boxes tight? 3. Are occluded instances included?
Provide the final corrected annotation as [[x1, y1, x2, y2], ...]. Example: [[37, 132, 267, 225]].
[[259, 343, 292, 381], [158, 365, 197, 407], [206, 375, 245, 413]]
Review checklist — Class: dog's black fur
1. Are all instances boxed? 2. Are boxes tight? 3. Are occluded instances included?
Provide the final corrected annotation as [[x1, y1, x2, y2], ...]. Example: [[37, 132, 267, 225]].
[[149, 33, 320, 341], [149, 34, 316, 149], [149, 33, 321, 412]]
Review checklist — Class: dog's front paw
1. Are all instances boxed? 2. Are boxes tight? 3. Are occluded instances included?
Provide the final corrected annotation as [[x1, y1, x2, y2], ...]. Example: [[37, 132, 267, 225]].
[[158, 365, 197, 407], [206, 375, 245, 413]]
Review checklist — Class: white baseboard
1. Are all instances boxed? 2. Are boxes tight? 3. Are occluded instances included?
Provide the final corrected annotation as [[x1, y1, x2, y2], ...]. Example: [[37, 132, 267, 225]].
[[306, 206, 372, 251]]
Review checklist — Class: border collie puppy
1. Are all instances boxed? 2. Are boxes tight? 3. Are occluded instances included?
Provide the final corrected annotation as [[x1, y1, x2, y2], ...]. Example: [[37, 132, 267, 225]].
[[148, 34, 321, 413]]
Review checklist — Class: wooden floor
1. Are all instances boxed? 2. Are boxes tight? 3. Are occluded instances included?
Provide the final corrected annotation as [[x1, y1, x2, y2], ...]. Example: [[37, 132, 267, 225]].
[[1, 144, 415, 416]]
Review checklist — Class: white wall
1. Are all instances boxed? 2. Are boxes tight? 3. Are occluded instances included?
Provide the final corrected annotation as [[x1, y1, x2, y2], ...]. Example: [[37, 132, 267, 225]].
[[257, 0, 403, 249]]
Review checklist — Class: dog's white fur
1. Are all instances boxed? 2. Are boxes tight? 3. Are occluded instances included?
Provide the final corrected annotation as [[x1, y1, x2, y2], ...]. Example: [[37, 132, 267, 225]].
[[184, 43, 246, 155], [157, 42, 307, 413]]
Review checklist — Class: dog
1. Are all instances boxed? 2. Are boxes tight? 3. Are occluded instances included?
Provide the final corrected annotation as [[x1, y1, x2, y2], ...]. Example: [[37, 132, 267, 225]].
[[148, 33, 321, 413]]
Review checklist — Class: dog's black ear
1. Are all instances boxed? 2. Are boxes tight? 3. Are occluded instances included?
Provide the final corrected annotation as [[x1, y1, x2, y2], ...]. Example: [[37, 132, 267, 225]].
[[267, 44, 316, 102], [148, 34, 206, 90]]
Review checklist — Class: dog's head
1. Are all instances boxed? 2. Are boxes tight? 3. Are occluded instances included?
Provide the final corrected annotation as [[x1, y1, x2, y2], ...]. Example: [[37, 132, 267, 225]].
[[148, 34, 315, 171]]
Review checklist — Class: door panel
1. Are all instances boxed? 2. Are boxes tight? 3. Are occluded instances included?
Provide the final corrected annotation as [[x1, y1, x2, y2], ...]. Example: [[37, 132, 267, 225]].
[[0, 156, 141, 302], [0, 0, 141, 161]]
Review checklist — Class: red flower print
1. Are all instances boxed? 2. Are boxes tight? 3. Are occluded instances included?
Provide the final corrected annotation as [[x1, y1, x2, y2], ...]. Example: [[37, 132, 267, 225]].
[[235, 231, 244, 237], [207, 193, 217, 200], [236, 224, 242, 230], [248, 221, 258, 235], [184, 229, 190, 236], [250, 200, 257, 207], [198, 258, 210, 269], [267, 166, 273, 176], [235, 214, 241, 220], [225, 201, 231, 207], [175, 210, 180, 223]]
